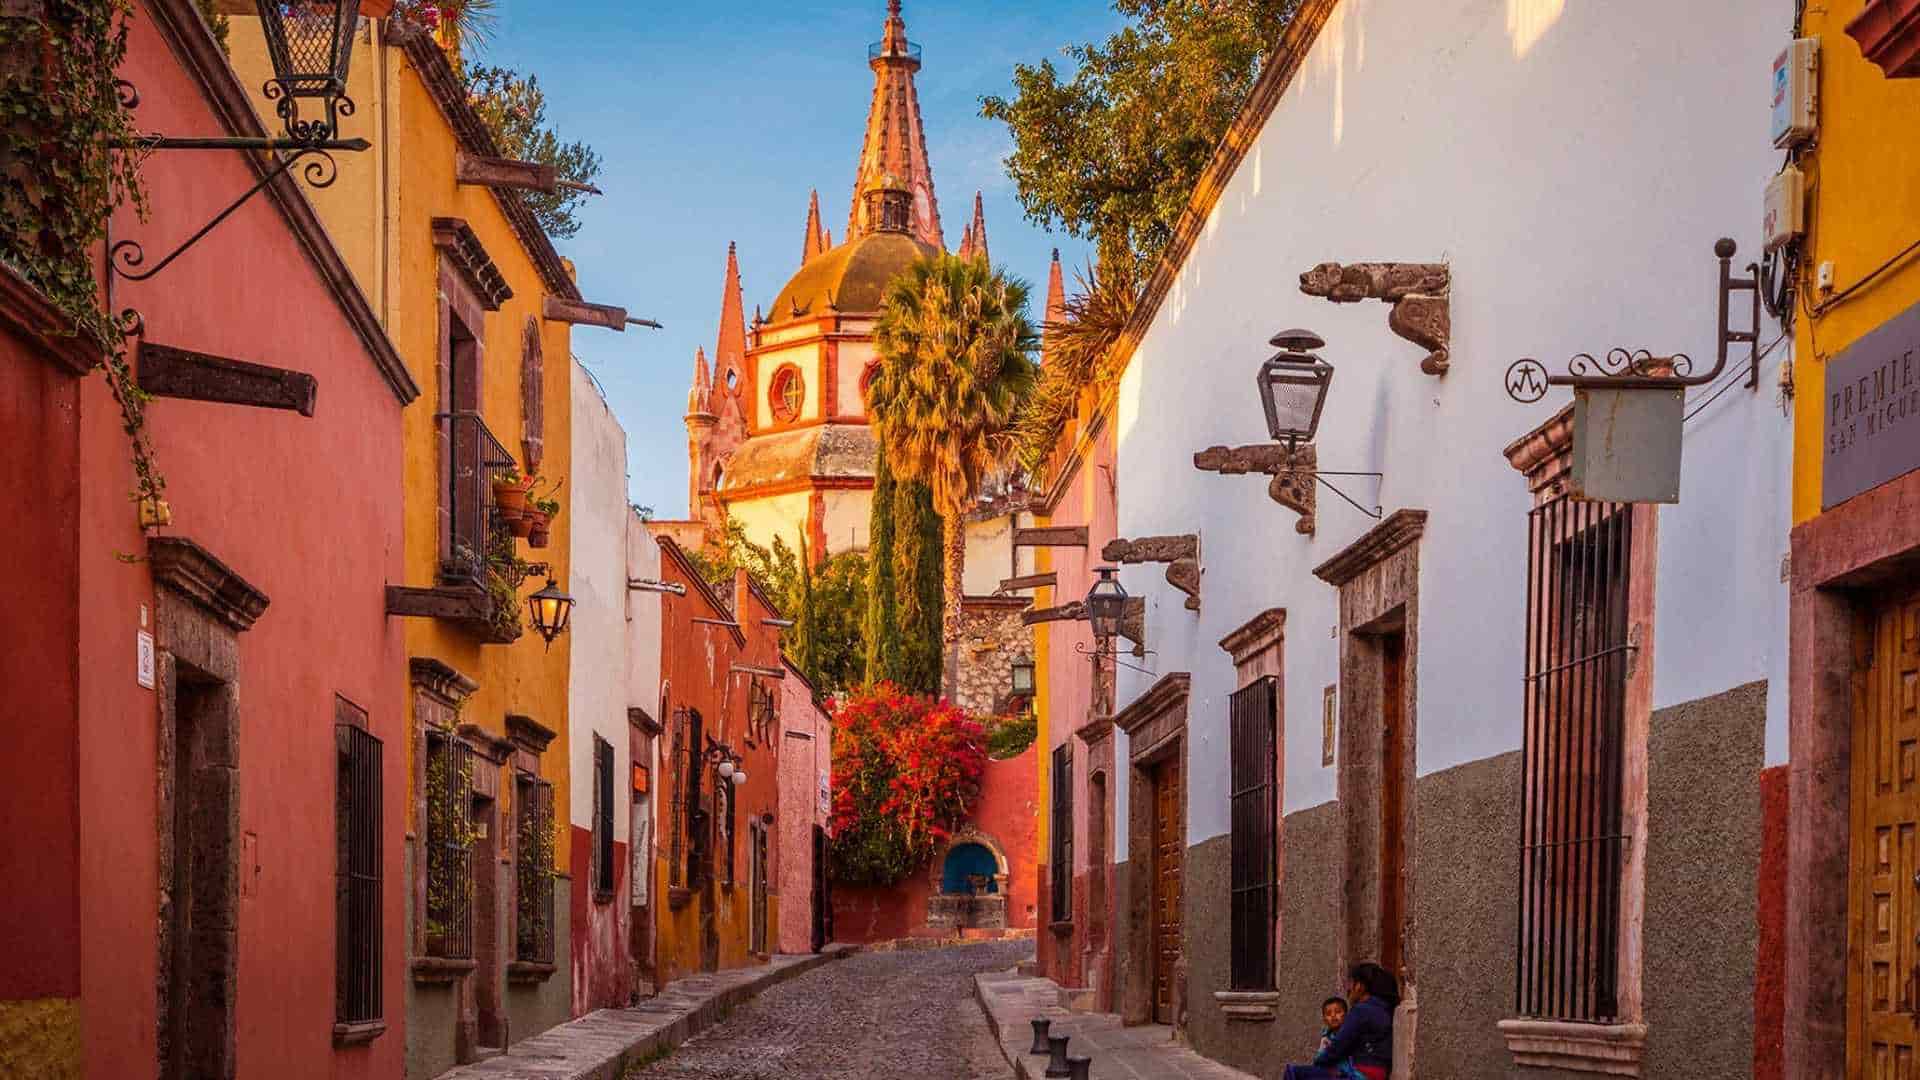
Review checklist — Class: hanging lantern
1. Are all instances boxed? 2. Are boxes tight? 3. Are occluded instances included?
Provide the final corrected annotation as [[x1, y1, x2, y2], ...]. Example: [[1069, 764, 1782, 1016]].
[[256, 0, 361, 144], [1257, 329, 1334, 448], [1010, 653, 1036, 695], [718, 760, 736, 780], [526, 577, 574, 647], [1085, 568, 1127, 641], [731, 768, 748, 787]]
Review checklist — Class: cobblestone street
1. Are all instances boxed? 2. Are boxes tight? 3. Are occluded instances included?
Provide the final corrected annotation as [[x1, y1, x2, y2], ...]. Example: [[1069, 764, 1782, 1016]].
[[624, 941, 1031, 1080]]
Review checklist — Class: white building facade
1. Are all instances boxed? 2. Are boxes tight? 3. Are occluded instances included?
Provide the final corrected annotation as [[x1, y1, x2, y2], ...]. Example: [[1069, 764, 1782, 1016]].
[[1095, 1, 1792, 1076]]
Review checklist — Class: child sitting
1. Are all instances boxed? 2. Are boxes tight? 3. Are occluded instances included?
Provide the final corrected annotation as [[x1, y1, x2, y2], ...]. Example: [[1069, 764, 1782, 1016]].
[[1317, 996, 1348, 1057]]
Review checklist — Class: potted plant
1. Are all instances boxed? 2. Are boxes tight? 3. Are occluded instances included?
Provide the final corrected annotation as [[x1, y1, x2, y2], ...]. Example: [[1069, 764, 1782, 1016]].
[[526, 477, 563, 549], [492, 466, 529, 514]]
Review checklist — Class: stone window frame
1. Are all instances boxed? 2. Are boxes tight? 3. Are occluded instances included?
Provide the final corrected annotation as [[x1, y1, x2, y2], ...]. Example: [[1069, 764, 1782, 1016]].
[[505, 714, 559, 983], [592, 733, 616, 902], [149, 537, 268, 1080], [1498, 408, 1657, 1076], [434, 254, 492, 585], [407, 658, 481, 985], [1213, 607, 1288, 1022], [1074, 709, 1118, 1008], [768, 363, 805, 425], [1115, 671, 1191, 1026], [1050, 741, 1075, 933]]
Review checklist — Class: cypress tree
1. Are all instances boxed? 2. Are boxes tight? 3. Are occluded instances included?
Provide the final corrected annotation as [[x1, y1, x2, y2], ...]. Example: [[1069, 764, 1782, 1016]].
[[892, 476, 944, 695], [865, 443, 901, 684], [797, 530, 821, 690]]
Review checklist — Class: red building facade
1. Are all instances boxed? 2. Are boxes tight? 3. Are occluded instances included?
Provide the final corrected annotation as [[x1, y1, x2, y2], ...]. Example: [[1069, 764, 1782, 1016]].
[[0, 3, 413, 1077]]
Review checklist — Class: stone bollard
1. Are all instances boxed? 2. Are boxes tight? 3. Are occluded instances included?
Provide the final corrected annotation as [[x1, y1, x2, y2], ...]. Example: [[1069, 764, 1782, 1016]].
[[1067, 1055, 1092, 1080], [1045, 1034, 1072, 1078], [1029, 1017, 1053, 1054]]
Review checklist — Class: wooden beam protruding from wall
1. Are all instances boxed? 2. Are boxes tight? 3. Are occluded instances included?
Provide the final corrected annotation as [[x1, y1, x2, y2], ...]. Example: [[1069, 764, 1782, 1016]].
[[456, 151, 560, 194], [1023, 601, 1086, 626], [1101, 534, 1201, 612], [137, 342, 318, 417], [543, 296, 661, 332], [997, 572, 1058, 593], [1013, 525, 1089, 549]]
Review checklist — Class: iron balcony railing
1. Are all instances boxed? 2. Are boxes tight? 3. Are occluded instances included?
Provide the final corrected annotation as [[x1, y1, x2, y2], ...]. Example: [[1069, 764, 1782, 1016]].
[[436, 411, 518, 586], [868, 39, 922, 64]]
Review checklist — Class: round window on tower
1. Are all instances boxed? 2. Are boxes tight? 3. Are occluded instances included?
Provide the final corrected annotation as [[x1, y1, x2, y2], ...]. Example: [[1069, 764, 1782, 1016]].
[[770, 365, 805, 423]]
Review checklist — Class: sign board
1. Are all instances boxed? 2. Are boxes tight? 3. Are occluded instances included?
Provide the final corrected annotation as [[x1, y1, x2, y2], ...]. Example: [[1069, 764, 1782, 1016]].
[[1572, 386, 1684, 504], [1823, 298, 1920, 509], [632, 764, 649, 795], [137, 630, 156, 689]]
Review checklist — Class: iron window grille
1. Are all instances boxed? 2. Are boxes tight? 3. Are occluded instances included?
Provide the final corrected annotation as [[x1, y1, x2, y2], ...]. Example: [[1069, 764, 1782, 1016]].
[[669, 710, 689, 889], [1515, 495, 1633, 1023], [719, 782, 736, 887], [1051, 744, 1073, 920], [1229, 677, 1279, 991], [750, 824, 769, 953], [515, 775, 555, 964], [684, 710, 708, 888], [593, 736, 616, 898], [423, 731, 476, 960], [749, 680, 775, 743], [335, 715, 382, 1025], [438, 410, 517, 586]]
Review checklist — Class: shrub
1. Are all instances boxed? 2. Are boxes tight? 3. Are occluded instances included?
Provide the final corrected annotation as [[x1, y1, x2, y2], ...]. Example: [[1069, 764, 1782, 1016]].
[[828, 684, 987, 887]]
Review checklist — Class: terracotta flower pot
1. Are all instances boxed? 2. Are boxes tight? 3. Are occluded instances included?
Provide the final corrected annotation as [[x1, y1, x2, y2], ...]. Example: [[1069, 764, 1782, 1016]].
[[498, 504, 534, 538], [492, 477, 529, 515], [526, 508, 551, 548], [528, 525, 550, 549]]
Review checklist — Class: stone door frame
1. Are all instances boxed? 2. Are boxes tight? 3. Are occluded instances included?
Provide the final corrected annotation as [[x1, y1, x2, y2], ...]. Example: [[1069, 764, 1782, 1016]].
[[1312, 510, 1426, 989], [1116, 672, 1190, 1026], [149, 537, 269, 1080], [1786, 464, 1920, 1076]]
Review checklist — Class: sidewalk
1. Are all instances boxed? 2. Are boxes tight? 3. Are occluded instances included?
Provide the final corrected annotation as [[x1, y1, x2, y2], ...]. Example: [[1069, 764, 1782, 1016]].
[[974, 969, 1256, 1080], [437, 945, 856, 1080]]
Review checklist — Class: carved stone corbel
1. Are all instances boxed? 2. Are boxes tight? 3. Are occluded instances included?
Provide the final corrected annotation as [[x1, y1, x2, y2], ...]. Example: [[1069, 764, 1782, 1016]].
[[1101, 534, 1202, 611], [1193, 442, 1318, 535], [1298, 262, 1451, 376]]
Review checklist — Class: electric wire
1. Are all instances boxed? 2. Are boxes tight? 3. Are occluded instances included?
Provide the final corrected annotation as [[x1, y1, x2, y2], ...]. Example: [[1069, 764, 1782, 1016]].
[[1683, 331, 1788, 424], [1811, 235, 1920, 318]]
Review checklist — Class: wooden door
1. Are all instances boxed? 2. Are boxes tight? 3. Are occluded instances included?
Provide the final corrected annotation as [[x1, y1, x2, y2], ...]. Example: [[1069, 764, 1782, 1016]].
[[1380, 631, 1408, 979], [1151, 755, 1184, 1025], [1853, 586, 1920, 1076]]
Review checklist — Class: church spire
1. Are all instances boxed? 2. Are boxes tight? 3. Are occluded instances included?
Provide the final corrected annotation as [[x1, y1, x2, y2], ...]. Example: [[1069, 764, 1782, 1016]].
[[802, 190, 828, 264], [1041, 248, 1066, 365], [847, 1, 943, 248], [715, 241, 746, 398], [963, 191, 988, 264], [687, 346, 714, 416]]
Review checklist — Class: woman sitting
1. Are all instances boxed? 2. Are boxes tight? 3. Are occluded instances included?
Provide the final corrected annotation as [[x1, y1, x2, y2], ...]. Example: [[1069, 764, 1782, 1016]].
[[1281, 962, 1398, 1080]]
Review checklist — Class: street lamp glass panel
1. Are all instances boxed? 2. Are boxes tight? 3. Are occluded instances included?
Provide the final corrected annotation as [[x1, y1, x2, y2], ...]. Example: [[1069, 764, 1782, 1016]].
[[1085, 568, 1127, 641], [718, 760, 736, 780], [255, 1, 360, 142], [1258, 329, 1333, 446], [527, 577, 574, 645], [1010, 654, 1035, 694], [731, 769, 748, 787]]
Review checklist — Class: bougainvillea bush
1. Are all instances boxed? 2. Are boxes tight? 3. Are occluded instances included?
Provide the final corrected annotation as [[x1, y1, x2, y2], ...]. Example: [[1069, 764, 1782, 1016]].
[[828, 683, 988, 887]]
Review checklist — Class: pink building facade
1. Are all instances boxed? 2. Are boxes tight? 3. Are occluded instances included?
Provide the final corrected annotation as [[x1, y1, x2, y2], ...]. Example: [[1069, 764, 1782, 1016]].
[[776, 658, 832, 954]]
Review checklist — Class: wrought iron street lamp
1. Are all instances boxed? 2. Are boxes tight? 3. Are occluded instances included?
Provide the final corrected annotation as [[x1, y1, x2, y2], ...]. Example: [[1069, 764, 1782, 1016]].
[[1257, 329, 1334, 449], [1010, 653, 1035, 695], [526, 577, 575, 646], [257, 0, 362, 146], [1085, 568, 1127, 643], [703, 738, 747, 787]]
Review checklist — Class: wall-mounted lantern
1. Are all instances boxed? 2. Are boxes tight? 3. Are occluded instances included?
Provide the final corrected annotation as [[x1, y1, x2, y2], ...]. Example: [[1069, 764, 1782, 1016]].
[[526, 576, 575, 647], [705, 738, 747, 787], [1010, 653, 1036, 696], [1257, 329, 1335, 449], [1085, 568, 1128, 643]]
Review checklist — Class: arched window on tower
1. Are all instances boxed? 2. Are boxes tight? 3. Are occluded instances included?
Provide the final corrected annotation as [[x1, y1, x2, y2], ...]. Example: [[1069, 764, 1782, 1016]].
[[770, 365, 805, 424]]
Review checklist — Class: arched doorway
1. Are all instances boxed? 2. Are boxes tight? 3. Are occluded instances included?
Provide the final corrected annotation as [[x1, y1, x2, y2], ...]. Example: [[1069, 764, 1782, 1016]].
[[941, 842, 1000, 894], [927, 828, 1010, 931]]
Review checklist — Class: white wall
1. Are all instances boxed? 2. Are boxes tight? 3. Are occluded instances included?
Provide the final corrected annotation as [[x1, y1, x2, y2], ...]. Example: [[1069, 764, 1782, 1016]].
[[1108, 0, 1793, 847], [569, 362, 633, 841], [963, 513, 1016, 596]]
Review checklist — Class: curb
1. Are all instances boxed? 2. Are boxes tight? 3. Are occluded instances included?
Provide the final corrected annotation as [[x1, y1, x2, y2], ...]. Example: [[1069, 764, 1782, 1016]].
[[436, 944, 857, 1080], [975, 969, 1045, 1080]]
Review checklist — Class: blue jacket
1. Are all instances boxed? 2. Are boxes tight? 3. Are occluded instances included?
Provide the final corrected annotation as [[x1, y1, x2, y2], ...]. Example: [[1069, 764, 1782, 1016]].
[[1314, 995, 1393, 1070]]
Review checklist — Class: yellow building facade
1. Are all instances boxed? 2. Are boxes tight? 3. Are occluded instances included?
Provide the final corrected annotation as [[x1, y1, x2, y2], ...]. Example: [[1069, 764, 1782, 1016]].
[[1780, 2, 1920, 1074], [227, 13, 580, 1076]]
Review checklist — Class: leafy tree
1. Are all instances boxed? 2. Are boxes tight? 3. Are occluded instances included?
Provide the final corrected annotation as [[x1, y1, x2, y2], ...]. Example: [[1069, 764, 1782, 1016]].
[[980, 0, 1300, 278], [464, 64, 602, 240], [688, 521, 869, 697], [870, 254, 1039, 691], [1009, 257, 1138, 474]]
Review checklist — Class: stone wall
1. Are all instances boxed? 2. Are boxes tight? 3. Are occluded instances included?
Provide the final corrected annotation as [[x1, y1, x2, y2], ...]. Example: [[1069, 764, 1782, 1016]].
[[953, 597, 1032, 717]]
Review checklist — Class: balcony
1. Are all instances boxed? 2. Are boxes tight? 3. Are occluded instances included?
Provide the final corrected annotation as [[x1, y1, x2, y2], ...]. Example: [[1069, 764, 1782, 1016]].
[[868, 39, 922, 64], [384, 411, 524, 643]]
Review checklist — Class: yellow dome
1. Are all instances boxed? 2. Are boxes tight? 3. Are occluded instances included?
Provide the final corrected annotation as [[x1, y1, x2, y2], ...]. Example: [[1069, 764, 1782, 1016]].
[[767, 231, 937, 323]]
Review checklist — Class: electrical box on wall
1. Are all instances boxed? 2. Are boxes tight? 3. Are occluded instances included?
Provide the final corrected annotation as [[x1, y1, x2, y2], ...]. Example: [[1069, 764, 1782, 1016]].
[[1764, 165, 1806, 250], [1772, 37, 1818, 148]]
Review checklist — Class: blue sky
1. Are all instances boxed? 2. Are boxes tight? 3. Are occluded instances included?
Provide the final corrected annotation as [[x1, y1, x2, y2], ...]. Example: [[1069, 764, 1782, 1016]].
[[480, 1, 1123, 516]]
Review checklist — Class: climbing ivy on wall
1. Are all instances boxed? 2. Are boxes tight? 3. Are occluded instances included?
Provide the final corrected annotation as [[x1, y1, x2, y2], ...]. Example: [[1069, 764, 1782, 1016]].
[[0, 0, 165, 511]]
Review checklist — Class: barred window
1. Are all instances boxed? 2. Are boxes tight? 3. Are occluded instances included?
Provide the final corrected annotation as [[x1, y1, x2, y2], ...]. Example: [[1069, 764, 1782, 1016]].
[[1051, 744, 1073, 920], [749, 680, 775, 743], [669, 709, 688, 888], [593, 735, 615, 899], [1516, 495, 1632, 1022], [514, 775, 555, 963], [719, 781, 736, 887], [423, 731, 475, 959], [520, 316, 544, 470], [335, 700, 382, 1026], [1229, 677, 1278, 991]]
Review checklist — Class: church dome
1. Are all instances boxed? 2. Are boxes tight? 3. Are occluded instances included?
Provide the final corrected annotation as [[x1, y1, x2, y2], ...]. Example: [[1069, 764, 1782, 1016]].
[[767, 230, 937, 324]]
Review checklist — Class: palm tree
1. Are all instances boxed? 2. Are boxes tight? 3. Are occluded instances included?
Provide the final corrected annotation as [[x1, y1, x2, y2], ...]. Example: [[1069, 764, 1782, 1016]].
[[869, 253, 1040, 692]]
